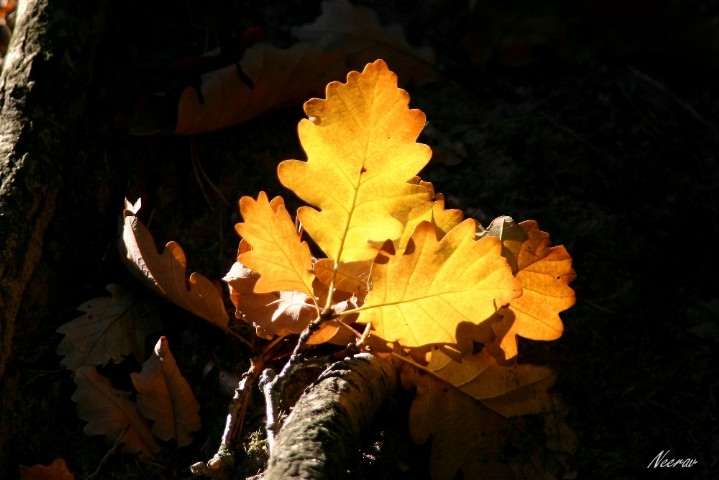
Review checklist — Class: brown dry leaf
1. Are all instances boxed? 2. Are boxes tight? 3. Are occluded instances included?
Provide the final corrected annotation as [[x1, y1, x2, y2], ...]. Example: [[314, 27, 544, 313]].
[[72, 366, 160, 462], [131, 336, 201, 447], [401, 363, 516, 480], [313, 257, 370, 301], [479, 217, 576, 359], [120, 198, 229, 329], [223, 262, 319, 340], [56, 284, 160, 371], [402, 358, 575, 480], [293, 0, 438, 85], [175, 42, 345, 134], [19, 458, 74, 480], [235, 192, 316, 297], [358, 220, 521, 353]]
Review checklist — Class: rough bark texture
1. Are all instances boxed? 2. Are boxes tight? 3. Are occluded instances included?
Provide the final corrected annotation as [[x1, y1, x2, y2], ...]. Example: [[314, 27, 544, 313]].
[[265, 353, 398, 480], [0, 0, 106, 469]]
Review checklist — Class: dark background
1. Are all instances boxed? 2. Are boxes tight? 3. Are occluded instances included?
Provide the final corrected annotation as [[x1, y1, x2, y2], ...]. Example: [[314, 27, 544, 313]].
[[3, 0, 718, 478]]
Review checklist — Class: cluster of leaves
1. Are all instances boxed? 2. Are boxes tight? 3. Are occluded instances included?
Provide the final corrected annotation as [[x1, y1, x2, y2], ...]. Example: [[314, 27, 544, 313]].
[[52, 284, 201, 464], [45, 59, 576, 479], [132, 0, 438, 135]]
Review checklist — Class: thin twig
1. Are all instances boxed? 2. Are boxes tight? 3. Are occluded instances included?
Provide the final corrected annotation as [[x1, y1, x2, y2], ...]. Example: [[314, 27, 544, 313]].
[[85, 425, 130, 480]]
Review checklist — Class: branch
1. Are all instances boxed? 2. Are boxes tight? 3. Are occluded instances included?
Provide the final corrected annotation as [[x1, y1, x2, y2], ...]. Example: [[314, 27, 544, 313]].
[[263, 353, 397, 480]]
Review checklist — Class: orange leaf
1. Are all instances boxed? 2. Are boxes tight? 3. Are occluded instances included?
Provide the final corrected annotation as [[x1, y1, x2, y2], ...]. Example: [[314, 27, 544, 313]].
[[358, 220, 521, 352], [313, 257, 370, 301], [235, 192, 316, 297], [120, 198, 229, 328], [293, 0, 438, 86], [480, 217, 576, 359], [56, 284, 160, 371], [19, 459, 74, 480], [131, 337, 201, 447], [72, 366, 160, 462], [175, 43, 345, 134], [278, 59, 433, 264]]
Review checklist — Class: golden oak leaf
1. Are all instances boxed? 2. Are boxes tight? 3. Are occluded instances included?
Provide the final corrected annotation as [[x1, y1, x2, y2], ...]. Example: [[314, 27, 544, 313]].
[[72, 366, 160, 462], [19, 459, 74, 480], [56, 284, 160, 371], [235, 192, 316, 297], [395, 178, 463, 251], [358, 220, 522, 352], [480, 217, 576, 359], [223, 262, 319, 340], [120, 198, 229, 328], [175, 43, 346, 134], [277, 59, 433, 264], [131, 337, 201, 447], [293, 0, 438, 86]]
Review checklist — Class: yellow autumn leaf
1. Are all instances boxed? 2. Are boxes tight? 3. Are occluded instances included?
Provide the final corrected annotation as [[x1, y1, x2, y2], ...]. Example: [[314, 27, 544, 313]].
[[235, 192, 316, 297], [277, 59, 432, 264], [396, 177, 463, 251], [481, 217, 576, 359], [357, 219, 522, 352]]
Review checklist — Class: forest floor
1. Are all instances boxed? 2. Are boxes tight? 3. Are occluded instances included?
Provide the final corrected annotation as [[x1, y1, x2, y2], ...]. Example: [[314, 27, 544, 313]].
[[4, 1, 719, 479]]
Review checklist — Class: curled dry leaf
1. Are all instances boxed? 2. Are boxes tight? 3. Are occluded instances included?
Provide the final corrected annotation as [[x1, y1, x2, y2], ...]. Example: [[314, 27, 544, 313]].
[[176, 42, 346, 134], [223, 262, 318, 340], [19, 458, 74, 480], [293, 0, 438, 86], [119, 198, 229, 329], [131, 337, 201, 447], [56, 284, 160, 371], [359, 220, 521, 353], [72, 366, 160, 462], [479, 217, 577, 359]]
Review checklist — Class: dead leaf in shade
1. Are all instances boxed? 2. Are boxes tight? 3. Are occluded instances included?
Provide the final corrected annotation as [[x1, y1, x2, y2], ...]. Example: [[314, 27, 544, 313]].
[[131, 337, 201, 447], [72, 366, 160, 462], [119, 198, 229, 328], [56, 284, 160, 371], [19, 458, 74, 480], [293, 0, 438, 85], [175, 42, 345, 134], [479, 217, 576, 359]]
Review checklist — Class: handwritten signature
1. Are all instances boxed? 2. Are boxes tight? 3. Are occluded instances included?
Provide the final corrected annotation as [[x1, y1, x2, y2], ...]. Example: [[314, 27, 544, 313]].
[[647, 450, 698, 469]]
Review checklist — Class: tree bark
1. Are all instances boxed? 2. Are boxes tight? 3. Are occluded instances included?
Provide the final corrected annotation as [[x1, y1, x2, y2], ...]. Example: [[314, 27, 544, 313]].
[[0, 0, 106, 469], [264, 353, 398, 480]]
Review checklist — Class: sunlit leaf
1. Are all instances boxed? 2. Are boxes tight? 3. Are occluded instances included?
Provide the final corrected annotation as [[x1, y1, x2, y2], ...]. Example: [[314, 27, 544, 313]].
[[278, 59, 433, 264], [358, 220, 521, 352], [480, 217, 576, 359], [236, 192, 316, 297]]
